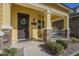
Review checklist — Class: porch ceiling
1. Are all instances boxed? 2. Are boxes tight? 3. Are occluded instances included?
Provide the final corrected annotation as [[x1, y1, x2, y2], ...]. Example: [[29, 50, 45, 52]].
[[51, 14, 64, 20], [12, 3, 45, 17], [52, 15, 61, 19], [14, 3, 46, 12], [51, 14, 65, 23]]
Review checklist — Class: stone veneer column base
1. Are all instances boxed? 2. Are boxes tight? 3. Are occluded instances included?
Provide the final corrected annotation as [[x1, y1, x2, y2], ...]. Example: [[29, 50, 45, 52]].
[[0, 31, 5, 50], [11, 40, 18, 48], [47, 29, 52, 41], [1, 25, 13, 48], [12, 40, 17, 44], [67, 28, 70, 39], [43, 29, 52, 42]]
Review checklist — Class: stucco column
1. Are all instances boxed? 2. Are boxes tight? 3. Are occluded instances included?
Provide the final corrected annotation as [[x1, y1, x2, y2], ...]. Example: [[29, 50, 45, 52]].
[[63, 16, 70, 39], [2, 3, 11, 26], [1, 3, 12, 47], [67, 16, 70, 39], [43, 9, 52, 42]]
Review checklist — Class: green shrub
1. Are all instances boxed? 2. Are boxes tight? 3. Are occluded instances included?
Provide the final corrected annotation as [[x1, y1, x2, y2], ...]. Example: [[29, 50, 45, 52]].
[[45, 42, 53, 51], [51, 42, 64, 55], [56, 40, 68, 49], [71, 38, 79, 44], [45, 41, 64, 55], [1, 48, 17, 56]]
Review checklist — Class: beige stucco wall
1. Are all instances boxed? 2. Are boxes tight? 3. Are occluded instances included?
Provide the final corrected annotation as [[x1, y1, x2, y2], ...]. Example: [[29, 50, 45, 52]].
[[11, 4, 44, 42]]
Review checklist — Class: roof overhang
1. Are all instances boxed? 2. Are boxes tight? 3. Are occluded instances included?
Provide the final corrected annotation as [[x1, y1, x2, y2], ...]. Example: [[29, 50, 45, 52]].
[[56, 3, 74, 13]]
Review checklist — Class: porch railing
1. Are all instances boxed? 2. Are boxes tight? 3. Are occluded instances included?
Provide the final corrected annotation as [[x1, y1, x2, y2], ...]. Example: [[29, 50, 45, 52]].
[[51, 30, 67, 38], [43, 29, 67, 42]]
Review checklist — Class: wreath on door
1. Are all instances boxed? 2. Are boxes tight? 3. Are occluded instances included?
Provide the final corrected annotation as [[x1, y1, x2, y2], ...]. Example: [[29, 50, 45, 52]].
[[21, 18, 26, 25]]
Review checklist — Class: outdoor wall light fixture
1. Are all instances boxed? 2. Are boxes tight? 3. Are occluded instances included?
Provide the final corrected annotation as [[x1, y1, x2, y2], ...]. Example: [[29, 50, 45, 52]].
[[33, 18, 35, 21]]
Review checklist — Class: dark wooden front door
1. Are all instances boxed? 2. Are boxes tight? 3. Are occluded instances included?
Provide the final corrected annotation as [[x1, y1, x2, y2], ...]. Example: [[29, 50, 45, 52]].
[[18, 13, 29, 40]]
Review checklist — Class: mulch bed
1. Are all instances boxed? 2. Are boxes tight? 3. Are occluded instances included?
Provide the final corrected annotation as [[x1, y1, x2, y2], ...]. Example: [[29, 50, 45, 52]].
[[63, 41, 79, 56], [41, 40, 79, 56]]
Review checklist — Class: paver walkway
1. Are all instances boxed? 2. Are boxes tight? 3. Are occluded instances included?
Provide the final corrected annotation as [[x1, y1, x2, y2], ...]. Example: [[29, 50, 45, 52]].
[[11, 41, 51, 56]]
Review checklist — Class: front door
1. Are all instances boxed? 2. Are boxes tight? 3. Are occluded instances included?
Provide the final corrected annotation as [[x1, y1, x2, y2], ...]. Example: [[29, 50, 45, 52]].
[[18, 13, 29, 40]]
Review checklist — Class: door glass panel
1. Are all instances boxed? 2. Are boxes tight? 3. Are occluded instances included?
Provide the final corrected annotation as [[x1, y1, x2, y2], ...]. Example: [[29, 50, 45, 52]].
[[42, 20, 44, 28], [38, 20, 44, 38], [38, 20, 41, 29]]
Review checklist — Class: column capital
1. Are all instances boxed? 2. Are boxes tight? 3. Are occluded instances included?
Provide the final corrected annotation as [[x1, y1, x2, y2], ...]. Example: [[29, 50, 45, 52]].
[[47, 8, 52, 14], [44, 8, 52, 14]]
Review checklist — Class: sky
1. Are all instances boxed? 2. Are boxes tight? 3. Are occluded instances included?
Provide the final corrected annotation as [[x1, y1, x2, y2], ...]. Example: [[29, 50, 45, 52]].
[[64, 3, 79, 9]]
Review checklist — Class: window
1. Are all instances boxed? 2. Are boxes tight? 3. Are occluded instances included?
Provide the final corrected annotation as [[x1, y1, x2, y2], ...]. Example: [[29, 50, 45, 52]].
[[42, 20, 44, 28], [38, 20, 44, 29]]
